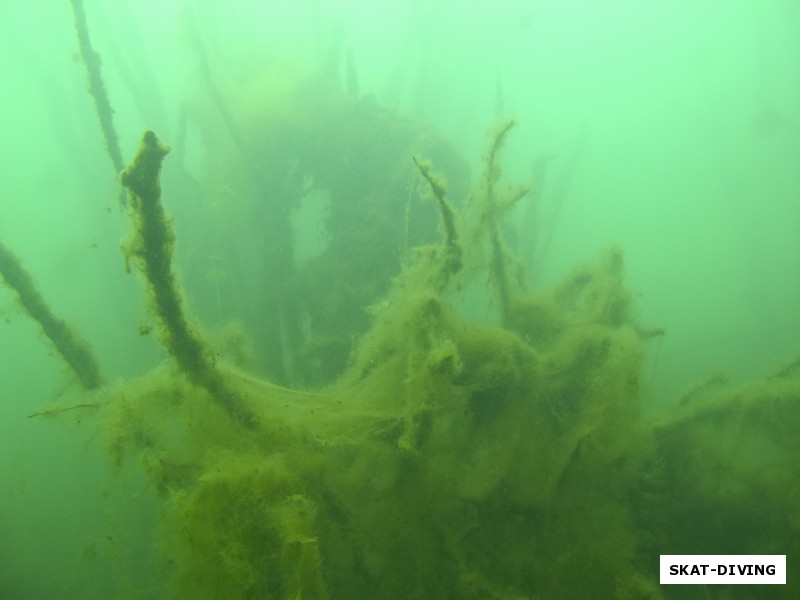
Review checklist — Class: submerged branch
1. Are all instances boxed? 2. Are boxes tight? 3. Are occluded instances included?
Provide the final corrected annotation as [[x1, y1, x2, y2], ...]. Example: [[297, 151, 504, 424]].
[[27, 402, 98, 419], [121, 130, 255, 428], [0, 241, 103, 389], [480, 120, 529, 324], [412, 155, 463, 289], [69, 0, 126, 206]]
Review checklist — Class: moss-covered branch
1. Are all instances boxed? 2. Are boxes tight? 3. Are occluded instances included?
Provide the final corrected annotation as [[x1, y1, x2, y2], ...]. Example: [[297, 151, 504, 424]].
[[69, 0, 126, 205], [0, 241, 103, 389], [121, 130, 254, 427], [478, 120, 529, 324], [412, 155, 462, 289]]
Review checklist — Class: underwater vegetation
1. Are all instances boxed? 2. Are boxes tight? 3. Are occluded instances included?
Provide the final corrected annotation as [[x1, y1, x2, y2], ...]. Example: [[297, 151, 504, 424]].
[[174, 62, 471, 388], [3, 32, 798, 600]]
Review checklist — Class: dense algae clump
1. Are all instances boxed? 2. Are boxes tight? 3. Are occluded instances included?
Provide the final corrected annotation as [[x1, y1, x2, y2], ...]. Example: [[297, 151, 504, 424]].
[[83, 120, 664, 599], [97, 253, 653, 599], [20, 83, 798, 598]]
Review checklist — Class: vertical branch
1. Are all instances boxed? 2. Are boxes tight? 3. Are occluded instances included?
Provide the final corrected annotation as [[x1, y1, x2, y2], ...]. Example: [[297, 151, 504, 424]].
[[121, 130, 254, 427], [69, 0, 126, 205], [480, 120, 528, 324], [412, 155, 463, 290]]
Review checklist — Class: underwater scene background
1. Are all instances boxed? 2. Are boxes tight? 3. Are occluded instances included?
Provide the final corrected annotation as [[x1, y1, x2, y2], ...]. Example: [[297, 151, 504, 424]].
[[1, 0, 798, 598]]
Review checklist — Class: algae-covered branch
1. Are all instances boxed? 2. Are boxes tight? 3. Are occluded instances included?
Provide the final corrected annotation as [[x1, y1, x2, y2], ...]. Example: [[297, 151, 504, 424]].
[[121, 130, 254, 428], [0, 241, 103, 390]]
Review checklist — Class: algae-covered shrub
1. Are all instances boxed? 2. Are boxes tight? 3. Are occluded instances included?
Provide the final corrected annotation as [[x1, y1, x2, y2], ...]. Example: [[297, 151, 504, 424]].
[[97, 128, 662, 597], [650, 368, 800, 589], [13, 82, 798, 598]]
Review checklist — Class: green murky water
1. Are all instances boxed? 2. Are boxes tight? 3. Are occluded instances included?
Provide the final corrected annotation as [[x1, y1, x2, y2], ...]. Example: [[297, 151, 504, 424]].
[[1, 1, 798, 598]]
